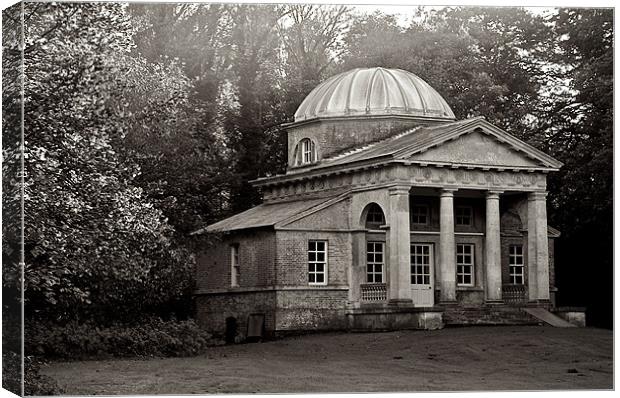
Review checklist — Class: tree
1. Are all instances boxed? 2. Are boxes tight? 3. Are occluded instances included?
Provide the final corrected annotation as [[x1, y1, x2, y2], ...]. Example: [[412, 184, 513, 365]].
[[3, 2, 193, 323], [542, 8, 613, 328], [223, 5, 289, 212], [278, 5, 350, 116]]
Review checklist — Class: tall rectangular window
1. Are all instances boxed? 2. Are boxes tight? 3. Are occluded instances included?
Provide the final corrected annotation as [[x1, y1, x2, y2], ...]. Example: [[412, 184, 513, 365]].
[[410, 244, 431, 284], [308, 240, 327, 285], [366, 242, 384, 283], [230, 244, 240, 287], [455, 206, 473, 226], [411, 204, 429, 225], [509, 245, 524, 284], [456, 243, 474, 286]]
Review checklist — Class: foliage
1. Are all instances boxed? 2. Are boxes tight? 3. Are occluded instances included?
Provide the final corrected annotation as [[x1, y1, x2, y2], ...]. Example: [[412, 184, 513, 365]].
[[26, 317, 220, 359], [2, 3, 194, 323], [542, 9, 613, 327]]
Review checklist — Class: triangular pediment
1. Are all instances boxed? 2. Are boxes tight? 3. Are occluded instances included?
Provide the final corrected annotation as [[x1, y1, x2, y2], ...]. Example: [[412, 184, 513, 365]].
[[407, 128, 546, 168]]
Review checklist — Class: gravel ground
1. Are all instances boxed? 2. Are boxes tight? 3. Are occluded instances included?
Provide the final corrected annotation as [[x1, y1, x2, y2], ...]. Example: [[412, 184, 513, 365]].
[[41, 325, 613, 394]]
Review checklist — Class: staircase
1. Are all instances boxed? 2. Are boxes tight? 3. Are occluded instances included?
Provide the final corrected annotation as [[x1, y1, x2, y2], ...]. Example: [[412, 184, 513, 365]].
[[442, 305, 541, 326]]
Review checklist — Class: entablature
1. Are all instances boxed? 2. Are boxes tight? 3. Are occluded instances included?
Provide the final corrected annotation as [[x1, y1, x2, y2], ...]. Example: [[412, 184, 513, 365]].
[[260, 162, 548, 203]]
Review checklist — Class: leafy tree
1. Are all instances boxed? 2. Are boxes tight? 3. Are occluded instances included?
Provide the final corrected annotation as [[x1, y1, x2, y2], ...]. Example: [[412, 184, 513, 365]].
[[223, 5, 289, 212], [3, 2, 193, 323], [278, 5, 350, 116], [542, 8, 613, 327]]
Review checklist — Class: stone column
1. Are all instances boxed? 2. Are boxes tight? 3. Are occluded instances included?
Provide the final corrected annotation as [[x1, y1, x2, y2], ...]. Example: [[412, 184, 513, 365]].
[[485, 191, 503, 303], [528, 191, 550, 302], [439, 188, 457, 303], [388, 185, 412, 304]]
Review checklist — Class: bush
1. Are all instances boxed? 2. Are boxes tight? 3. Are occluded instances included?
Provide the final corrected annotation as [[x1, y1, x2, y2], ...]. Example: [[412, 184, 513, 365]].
[[2, 350, 63, 396], [27, 317, 221, 359]]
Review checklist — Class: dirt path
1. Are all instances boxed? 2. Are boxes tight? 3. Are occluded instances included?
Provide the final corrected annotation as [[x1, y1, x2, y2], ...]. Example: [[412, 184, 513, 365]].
[[42, 326, 613, 394]]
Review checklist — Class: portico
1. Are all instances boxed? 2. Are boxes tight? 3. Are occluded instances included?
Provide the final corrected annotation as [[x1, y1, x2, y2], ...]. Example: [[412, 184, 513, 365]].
[[373, 183, 553, 310]]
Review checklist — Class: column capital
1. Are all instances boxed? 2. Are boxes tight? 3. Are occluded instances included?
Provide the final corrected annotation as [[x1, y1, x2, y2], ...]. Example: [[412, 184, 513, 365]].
[[528, 191, 548, 201], [439, 188, 458, 198], [485, 190, 503, 200], [388, 185, 411, 196]]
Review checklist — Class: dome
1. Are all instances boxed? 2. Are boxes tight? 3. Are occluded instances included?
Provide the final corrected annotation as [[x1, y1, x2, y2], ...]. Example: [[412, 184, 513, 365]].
[[294, 67, 455, 122]]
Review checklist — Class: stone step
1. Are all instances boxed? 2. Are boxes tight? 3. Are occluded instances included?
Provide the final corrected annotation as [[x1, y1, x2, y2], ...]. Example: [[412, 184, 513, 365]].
[[442, 306, 540, 326], [524, 307, 577, 327]]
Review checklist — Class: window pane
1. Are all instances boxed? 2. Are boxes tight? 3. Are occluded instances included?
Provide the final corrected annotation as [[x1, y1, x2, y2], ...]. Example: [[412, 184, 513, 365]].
[[309, 241, 316, 251], [316, 241, 325, 251], [316, 252, 325, 262], [309, 274, 315, 283], [316, 274, 324, 283]]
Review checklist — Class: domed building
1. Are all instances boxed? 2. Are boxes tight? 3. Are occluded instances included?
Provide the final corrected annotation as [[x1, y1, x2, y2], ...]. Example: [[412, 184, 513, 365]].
[[194, 67, 573, 340]]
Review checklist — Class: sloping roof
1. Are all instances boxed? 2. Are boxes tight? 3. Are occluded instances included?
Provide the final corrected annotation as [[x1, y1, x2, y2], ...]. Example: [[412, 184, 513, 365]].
[[272, 117, 563, 183], [194, 197, 335, 234]]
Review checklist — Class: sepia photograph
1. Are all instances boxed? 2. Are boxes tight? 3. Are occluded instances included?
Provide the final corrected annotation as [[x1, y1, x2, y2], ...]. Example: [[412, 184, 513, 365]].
[[1, 0, 614, 395]]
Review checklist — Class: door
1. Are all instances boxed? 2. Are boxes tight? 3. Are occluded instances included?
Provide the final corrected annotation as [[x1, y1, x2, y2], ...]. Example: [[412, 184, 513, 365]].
[[410, 243, 434, 307]]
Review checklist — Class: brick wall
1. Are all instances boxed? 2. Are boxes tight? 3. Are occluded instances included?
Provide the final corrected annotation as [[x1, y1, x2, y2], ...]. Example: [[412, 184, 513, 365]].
[[195, 291, 276, 340], [275, 289, 349, 331], [195, 229, 276, 292], [275, 230, 351, 287]]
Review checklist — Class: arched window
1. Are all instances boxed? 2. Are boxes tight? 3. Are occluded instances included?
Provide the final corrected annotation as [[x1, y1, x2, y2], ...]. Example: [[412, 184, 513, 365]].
[[296, 138, 316, 165], [364, 203, 385, 229]]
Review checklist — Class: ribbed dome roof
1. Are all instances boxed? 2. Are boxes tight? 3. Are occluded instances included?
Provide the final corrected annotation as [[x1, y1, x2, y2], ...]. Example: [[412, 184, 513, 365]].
[[294, 67, 455, 122]]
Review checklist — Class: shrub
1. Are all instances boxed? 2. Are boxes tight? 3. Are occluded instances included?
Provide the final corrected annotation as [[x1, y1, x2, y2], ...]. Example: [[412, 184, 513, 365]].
[[2, 350, 63, 396], [27, 317, 221, 359]]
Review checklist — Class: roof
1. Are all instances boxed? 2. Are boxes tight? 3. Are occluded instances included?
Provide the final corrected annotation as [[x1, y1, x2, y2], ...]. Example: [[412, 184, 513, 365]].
[[258, 117, 563, 184], [194, 196, 336, 234], [294, 67, 455, 122]]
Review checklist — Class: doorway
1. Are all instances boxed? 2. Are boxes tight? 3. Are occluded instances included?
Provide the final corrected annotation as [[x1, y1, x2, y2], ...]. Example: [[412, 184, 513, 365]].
[[410, 243, 434, 307]]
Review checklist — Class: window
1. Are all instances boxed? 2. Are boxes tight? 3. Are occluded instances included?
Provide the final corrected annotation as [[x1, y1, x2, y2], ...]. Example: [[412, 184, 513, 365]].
[[308, 240, 327, 285], [509, 245, 524, 284], [366, 242, 384, 283], [365, 203, 385, 229], [230, 244, 240, 287], [411, 204, 429, 225], [298, 138, 316, 165], [455, 206, 473, 226], [456, 244, 474, 286], [410, 244, 431, 284]]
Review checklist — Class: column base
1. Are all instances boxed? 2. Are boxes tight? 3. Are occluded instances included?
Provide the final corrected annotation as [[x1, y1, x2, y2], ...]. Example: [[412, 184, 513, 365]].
[[485, 299, 504, 306]]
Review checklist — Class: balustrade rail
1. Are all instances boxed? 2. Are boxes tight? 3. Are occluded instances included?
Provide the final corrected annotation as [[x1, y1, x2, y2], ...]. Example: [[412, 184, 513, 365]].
[[502, 284, 527, 305], [360, 283, 387, 302]]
